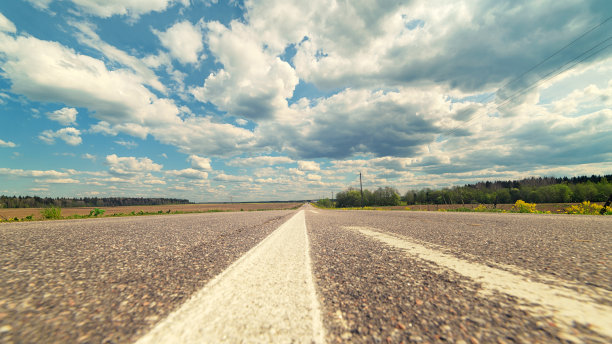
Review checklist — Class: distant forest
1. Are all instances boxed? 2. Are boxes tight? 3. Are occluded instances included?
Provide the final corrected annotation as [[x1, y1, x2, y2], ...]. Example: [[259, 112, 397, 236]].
[[405, 174, 612, 205], [0, 196, 190, 209], [331, 174, 612, 208]]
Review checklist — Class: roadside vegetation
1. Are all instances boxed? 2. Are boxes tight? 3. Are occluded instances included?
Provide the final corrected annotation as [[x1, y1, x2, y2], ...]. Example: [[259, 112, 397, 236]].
[[315, 175, 612, 215], [316, 199, 612, 215], [2, 208, 240, 222], [0, 196, 190, 209], [0, 203, 303, 223]]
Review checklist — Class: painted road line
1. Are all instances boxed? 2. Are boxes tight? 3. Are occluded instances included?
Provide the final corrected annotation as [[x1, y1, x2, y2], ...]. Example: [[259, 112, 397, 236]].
[[349, 226, 612, 340], [137, 211, 324, 343]]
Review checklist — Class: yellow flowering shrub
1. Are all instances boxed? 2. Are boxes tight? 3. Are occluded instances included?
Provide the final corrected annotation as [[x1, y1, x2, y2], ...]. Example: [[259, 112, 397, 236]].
[[511, 200, 537, 213], [564, 201, 609, 215], [474, 204, 488, 212]]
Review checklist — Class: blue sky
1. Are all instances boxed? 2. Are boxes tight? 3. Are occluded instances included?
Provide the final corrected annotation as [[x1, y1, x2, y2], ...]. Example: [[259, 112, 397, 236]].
[[0, 0, 611, 202]]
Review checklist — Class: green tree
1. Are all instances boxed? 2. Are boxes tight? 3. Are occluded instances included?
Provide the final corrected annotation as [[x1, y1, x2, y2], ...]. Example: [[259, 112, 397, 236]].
[[403, 191, 416, 205], [495, 189, 512, 204], [373, 187, 400, 206], [335, 188, 363, 207], [316, 198, 333, 208]]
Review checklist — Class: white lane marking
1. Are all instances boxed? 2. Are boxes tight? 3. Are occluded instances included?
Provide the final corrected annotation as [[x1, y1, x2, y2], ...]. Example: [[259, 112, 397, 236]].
[[137, 211, 325, 343], [349, 226, 612, 340]]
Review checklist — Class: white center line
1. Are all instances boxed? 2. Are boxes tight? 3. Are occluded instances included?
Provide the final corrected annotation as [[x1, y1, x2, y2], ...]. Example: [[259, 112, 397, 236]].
[[350, 226, 612, 340], [136, 210, 325, 343]]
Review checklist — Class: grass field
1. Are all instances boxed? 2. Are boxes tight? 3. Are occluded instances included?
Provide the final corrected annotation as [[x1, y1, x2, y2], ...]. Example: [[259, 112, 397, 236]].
[[0, 203, 303, 222]]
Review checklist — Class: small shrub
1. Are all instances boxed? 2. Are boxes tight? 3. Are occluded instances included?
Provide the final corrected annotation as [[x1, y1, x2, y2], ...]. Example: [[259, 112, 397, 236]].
[[316, 198, 333, 208], [89, 208, 106, 217], [564, 201, 608, 215], [511, 200, 537, 213], [24, 215, 34, 221], [474, 204, 488, 212], [41, 207, 62, 219]]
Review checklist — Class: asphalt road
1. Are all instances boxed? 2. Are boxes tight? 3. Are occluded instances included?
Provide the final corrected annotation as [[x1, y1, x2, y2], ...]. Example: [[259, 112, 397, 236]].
[[1, 205, 610, 343]]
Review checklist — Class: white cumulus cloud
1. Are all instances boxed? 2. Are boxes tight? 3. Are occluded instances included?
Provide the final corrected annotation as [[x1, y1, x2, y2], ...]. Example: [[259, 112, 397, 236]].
[[47, 107, 78, 125], [306, 174, 321, 181], [105, 154, 163, 175], [27, 0, 183, 18], [35, 178, 80, 184], [154, 20, 204, 65], [229, 156, 294, 167], [187, 155, 212, 171], [0, 12, 16, 33], [0, 139, 17, 148], [214, 173, 253, 182], [191, 20, 298, 120], [0, 32, 182, 138], [71, 21, 166, 93], [39, 128, 82, 146], [166, 168, 208, 180], [0, 168, 68, 178], [298, 161, 320, 171]]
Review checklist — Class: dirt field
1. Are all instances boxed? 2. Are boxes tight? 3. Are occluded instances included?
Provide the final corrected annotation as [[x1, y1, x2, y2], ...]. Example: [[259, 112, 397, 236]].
[[0, 203, 302, 221]]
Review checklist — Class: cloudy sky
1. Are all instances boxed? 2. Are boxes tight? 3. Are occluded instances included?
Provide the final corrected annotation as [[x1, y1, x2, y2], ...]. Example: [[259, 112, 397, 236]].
[[0, 0, 611, 202]]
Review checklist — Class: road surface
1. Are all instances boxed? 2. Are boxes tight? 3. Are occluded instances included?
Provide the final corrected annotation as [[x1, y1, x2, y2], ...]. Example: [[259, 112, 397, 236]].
[[1, 205, 610, 343]]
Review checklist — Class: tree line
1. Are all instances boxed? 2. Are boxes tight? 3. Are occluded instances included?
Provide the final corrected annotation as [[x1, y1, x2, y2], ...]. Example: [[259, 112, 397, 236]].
[[404, 175, 612, 205], [0, 196, 191, 209], [324, 175, 612, 208], [328, 186, 402, 208]]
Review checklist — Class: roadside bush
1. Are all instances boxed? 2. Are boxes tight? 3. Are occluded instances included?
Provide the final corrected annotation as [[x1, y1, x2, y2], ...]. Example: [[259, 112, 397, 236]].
[[316, 198, 333, 208], [511, 200, 537, 213], [474, 204, 488, 212], [41, 207, 62, 219], [89, 208, 106, 217], [564, 201, 609, 215], [336, 189, 363, 207]]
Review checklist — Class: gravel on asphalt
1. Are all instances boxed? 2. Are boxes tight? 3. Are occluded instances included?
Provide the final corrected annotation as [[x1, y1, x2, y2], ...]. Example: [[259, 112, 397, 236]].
[[306, 208, 611, 344], [309, 210, 611, 291], [0, 211, 295, 343]]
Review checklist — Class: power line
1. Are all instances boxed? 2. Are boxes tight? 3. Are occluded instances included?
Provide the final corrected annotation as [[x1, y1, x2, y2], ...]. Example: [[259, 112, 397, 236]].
[[501, 16, 612, 92], [439, 16, 612, 139], [489, 16, 612, 106], [496, 36, 612, 111]]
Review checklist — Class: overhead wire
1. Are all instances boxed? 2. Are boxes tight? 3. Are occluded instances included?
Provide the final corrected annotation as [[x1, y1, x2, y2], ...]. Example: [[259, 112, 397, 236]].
[[439, 16, 612, 139], [495, 36, 612, 111]]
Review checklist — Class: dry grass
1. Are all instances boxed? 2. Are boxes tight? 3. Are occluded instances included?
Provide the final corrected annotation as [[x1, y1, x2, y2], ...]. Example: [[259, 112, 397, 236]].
[[0, 202, 302, 221]]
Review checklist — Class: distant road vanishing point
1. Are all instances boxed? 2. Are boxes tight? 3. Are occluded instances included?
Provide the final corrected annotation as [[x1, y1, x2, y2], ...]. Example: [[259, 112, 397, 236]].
[[1, 204, 610, 343]]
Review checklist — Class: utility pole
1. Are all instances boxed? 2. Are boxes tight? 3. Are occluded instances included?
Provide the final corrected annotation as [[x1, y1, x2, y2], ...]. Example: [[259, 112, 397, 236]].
[[360, 172, 364, 208]]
